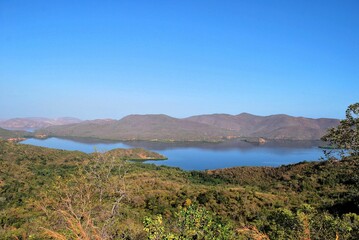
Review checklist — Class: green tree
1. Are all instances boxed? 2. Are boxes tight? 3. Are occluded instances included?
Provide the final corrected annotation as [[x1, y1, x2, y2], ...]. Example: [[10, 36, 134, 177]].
[[321, 103, 359, 158], [144, 205, 236, 240], [260, 208, 303, 240]]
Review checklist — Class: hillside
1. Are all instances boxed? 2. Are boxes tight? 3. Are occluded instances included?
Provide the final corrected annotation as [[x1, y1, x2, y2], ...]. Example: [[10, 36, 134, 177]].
[[37, 114, 239, 142], [186, 113, 339, 140], [104, 147, 167, 160], [0, 117, 82, 130], [0, 127, 32, 140], [35, 113, 339, 141], [1, 140, 358, 239]]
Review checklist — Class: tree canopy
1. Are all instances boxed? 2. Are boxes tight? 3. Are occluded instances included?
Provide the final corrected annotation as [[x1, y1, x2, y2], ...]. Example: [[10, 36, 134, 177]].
[[321, 103, 359, 158]]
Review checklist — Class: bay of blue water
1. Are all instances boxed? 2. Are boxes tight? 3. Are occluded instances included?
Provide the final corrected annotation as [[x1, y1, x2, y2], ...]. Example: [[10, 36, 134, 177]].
[[21, 137, 324, 170]]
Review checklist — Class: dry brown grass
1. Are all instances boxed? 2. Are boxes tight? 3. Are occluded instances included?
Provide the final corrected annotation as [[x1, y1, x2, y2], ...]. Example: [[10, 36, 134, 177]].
[[42, 210, 103, 240]]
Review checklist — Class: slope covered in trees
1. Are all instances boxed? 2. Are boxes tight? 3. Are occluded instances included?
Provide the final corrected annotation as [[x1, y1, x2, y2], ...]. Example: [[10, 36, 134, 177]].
[[1, 140, 358, 239], [0, 127, 32, 140]]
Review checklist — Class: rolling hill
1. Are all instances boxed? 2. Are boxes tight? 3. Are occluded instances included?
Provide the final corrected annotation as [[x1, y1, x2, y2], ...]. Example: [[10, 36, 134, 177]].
[[35, 113, 339, 141], [0, 127, 32, 140], [1, 140, 358, 239], [0, 117, 82, 130], [36, 114, 238, 142], [186, 113, 339, 140]]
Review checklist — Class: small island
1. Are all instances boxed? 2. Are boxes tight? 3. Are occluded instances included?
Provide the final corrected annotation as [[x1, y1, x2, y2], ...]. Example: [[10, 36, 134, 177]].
[[103, 148, 167, 161]]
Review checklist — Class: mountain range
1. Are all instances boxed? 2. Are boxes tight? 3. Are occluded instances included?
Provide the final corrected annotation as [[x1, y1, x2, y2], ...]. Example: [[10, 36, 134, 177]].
[[35, 115, 236, 142], [0, 117, 82, 130], [186, 113, 339, 140], [30, 113, 339, 141]]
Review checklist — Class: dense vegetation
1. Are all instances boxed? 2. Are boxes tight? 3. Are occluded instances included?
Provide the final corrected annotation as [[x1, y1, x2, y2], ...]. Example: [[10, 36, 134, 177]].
[[1, 139, 358, 239], [322, 103, 359, 158], [104, 148, 167, 161], [0, 127, 32, 140]]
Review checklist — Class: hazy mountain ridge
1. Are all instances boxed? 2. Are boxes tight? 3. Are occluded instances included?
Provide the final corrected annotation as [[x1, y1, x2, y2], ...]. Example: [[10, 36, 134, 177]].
[[0, 117, 82, 130], [35, 113, 339, 141], [186, 113, 339, 140], [37, 114, 239, 142]]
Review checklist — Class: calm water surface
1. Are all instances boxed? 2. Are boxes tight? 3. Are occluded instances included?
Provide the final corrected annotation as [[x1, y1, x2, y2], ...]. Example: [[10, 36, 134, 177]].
[[21, 137, 324, 170]]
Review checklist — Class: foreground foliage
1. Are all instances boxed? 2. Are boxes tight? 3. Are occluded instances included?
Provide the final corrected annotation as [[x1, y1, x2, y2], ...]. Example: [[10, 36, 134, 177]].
[[1, 140, 359, 239], [144, 205, 238, 240], [322, 102, 359, 158]]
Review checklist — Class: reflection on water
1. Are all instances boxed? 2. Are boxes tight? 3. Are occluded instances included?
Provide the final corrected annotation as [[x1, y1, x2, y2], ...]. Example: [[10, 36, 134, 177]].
[[2, 127, 36, 132], [21, 137, 325, 170], [123, 139, 323, 151]]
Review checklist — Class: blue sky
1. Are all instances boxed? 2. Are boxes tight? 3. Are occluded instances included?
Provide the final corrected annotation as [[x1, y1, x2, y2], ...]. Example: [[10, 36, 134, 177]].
[[0, 0, 358, 119]]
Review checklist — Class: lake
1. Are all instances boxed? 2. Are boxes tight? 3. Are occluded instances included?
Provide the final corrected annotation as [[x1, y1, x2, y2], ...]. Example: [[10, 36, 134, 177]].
[[21, 137, 325, 170]]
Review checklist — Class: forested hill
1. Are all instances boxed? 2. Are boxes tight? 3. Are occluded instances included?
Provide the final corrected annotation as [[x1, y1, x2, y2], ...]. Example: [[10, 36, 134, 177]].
[[35, 113, 339, 142], [0, 127, 32, 140], [1, 140, 358, 239]]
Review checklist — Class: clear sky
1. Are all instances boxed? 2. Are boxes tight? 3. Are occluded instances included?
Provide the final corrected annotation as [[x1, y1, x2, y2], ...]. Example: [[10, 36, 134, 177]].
[[0, 0, 358, 120]]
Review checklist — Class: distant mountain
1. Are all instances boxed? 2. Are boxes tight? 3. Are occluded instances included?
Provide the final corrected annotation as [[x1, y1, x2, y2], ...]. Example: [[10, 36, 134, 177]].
[[186, 113, 339, 140], [34, 113, 339, 142], [0, 117, 82, 130], [36, 113, 339, 141], [37, 114, 238, 142]]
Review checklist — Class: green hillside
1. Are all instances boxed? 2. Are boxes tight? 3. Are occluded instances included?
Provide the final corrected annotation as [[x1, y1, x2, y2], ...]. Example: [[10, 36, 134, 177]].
[[0, 127, 32, 140], [105, 147, 167, 161], [1, 140, 358, 239]]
